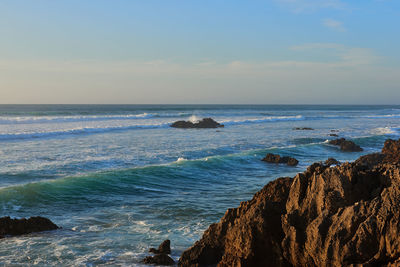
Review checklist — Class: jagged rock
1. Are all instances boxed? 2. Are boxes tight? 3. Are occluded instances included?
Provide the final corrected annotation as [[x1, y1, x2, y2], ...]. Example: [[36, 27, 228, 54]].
[[143, 239, 175, 265], [171, 118, 224, 129], [143, 254, 175, 265], [262, 153, 299, 166], [0, 216, 59, 238], [149, 239, 171, 254], [179, 139, 400, 267], [324, 158, 341, 166], [329, 138, 363, 152], [293, 127, 314, 130]]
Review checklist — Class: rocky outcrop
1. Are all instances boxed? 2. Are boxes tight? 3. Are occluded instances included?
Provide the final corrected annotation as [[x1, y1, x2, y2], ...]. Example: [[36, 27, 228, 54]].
[[329, 138, 363, 152], [171, 118, 224, 129], [262, 153, 299, 166], [329, 134, 339, 137], [143, 239, 175, 266], [0, 216, 59, 238], [179, 139, 400, 267], [149, 239, 171, 254]]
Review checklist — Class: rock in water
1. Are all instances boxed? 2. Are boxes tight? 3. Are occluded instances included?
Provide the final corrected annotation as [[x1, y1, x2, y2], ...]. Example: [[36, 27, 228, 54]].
[[170, 118, 224, 128], [0, 216, 59, 238], [149, 239, 171, 254], [179, 138, 400, 266], [143, 239, 175, 265], [293, 127, 314, 130], [262, 153, 299, 166], [143, 254, 175, 265], [328, 138, 363, 152]]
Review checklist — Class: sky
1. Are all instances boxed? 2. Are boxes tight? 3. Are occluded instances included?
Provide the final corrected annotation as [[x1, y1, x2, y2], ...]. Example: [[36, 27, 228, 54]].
[[0, 0, 399, 104]]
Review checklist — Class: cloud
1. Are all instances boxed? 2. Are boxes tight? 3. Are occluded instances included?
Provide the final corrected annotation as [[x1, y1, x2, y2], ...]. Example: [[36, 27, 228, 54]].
[[275, 0, 346, 13], [290, 43, 378, 65], [323, 18, 346, 32]]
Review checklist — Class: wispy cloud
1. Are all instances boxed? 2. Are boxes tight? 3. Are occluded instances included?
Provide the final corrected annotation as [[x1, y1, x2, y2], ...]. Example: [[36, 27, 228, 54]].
[[323, 18, 346, 32], [275, 0, 346, 13]]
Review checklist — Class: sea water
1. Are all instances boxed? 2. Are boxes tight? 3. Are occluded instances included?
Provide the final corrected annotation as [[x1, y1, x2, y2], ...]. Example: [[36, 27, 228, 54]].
[[0, 104, 399, 265]]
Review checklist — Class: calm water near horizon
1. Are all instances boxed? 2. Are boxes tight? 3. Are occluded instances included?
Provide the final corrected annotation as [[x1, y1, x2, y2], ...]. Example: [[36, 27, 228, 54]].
[[0, 104, 400, 266]]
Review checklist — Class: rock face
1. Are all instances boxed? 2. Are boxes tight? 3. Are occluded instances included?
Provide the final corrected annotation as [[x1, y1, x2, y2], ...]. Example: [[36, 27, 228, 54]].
[[179, 139, 400, 267], [171, 118, 224, 129], [262, 153, 299, 166], [143, 239, 175, 266], [0, 216, 59, 238], [329, 138, 363, 152]]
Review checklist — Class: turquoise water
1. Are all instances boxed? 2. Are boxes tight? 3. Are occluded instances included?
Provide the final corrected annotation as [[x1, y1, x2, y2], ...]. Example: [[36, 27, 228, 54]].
[[0, 105, 399, 266]]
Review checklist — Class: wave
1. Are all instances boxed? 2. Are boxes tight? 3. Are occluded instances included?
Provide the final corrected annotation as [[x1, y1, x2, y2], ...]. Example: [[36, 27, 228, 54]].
[[0, 112, 194, 124], [221, 115, 304, 125], [0, 123, 171, 141]]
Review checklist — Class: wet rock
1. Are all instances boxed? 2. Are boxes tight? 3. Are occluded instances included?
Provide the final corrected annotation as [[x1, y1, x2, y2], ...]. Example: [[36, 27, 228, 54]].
[[171, 118, 224, 129], [293, 127, 314, 130], [329, 133, 339, 137], [143, 239, 175, 266], [179, 138, 400, 267], [262, 153, 299, 166], [149, 239, 171, 254], [143, 254, 175, 265], [0, 216, 59, 238], [328, 138, 363, 152]]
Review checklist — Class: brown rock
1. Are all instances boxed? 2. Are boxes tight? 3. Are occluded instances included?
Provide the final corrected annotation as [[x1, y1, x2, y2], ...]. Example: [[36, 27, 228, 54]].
[[149, 239, 171, 254], [329, 138, 363, 152], [171, 118, 224, 129], [262, 153, 299, 166], [0, 216, 59, 238], [143, 254, 175, 265], [179, 138, 400, 267], [324, 158, 340, 166]]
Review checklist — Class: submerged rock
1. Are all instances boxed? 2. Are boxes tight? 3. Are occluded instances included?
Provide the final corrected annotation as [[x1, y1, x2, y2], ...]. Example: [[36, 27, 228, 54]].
[[329, 133, 339, 137], [0, 216, 59, 238], [179, 139, 400, 267], [170, 118, 224, 129], [329, 138, 363, 152], [262, 153, 299, 166]]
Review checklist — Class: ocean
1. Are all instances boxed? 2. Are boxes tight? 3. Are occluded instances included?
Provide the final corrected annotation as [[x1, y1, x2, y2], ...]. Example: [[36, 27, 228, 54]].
[[0, 104, 399, 266]]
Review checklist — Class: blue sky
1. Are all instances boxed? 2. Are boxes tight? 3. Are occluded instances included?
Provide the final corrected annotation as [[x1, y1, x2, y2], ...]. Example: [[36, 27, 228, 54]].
[[0, 0, 399, 104]]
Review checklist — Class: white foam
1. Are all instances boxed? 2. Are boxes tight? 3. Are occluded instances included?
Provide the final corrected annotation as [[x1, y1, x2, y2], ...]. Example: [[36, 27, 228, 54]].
[[221, 115, 304, 125], [371, 127, 398, 135]]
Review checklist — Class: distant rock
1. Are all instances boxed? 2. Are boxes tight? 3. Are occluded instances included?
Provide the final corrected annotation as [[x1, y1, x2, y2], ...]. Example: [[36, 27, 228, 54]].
[[149, 239, 171, 254], [142, 239, 174, 266], [179, 138, 400, 267], [0, 216, 59, 238], [293, 127, 314, 130], [170, 118, 224, 129], [262, 153, 299, 166], [329, 133, 339, 137], [329, 138, 363, 152]]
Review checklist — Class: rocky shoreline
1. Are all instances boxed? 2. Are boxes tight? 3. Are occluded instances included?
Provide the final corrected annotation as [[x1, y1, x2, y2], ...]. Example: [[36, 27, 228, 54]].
[[179, 138, 400, 266]]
